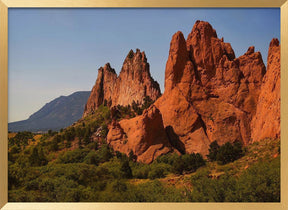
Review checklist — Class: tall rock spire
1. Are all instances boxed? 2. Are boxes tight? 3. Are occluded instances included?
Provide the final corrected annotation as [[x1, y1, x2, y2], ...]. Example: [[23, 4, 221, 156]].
[[83, 49, 161, 117], [251, 38, 280, 142]]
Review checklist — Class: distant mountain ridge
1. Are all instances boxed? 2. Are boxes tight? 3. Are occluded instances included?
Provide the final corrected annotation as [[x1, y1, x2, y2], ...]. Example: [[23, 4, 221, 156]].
[[9, 91, 91, 132]]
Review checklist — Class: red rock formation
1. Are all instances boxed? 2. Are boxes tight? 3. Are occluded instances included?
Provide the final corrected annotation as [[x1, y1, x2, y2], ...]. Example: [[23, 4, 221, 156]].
[[83, 49, 161, 117], [83, 63, 117, 117], [153, 21, 266, 154], [251, 38, 280, 142], [107, 105, 173, 163], [106, 21, 280, 162]]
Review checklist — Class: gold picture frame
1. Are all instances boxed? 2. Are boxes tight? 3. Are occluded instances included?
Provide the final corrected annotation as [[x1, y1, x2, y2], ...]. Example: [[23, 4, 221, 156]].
[[0, 0, 287, 209]]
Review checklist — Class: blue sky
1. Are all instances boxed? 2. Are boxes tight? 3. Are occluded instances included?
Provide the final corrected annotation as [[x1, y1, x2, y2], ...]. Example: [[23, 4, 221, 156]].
[[8, 8, 280, 122]]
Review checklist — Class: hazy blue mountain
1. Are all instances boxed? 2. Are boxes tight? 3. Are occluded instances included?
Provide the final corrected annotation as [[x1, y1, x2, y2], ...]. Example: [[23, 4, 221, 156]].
[[9, 91, 90, 132]]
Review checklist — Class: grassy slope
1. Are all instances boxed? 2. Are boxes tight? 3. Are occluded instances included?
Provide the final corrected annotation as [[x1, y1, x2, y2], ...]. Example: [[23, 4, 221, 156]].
[[130, 138, 280, 190], [7, 104, 280, 202]]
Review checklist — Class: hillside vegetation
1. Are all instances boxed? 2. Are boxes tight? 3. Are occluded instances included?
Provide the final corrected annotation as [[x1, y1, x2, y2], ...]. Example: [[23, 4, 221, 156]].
[[8, 104, 280, 202]]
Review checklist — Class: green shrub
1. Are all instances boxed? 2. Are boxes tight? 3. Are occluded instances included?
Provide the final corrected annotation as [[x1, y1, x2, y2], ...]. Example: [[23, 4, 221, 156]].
[[29, 146, 47, 166], [206, 141, 220, 161], [9, 131, 33, 148], [207, 140, 244, 164], [216, 141, 244, 165], [148, 163, 170, 179], [83, 151, 99, 165], [111, 180, 128, 192], [132, 163, 150, 179], [96, 145, 114, 163], [57, 149, 90, 164], [232, 157, 280, 202], [188, 157, 280, 202], [120, 160, 133, 179]]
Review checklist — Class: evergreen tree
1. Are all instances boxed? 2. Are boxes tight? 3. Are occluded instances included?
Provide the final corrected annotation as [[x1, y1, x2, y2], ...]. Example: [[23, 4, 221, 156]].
[[207, 141, 220, 161], [120, 160, 132, 179]]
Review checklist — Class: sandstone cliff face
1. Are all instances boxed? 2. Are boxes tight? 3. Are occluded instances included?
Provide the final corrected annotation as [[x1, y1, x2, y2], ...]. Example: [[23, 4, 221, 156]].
[[106, 21, 280, 163], [83, 49, 161, 117], [251, 38, 280, 142], [83, 63, 117, 117], [154, 21, 266, 155], [107, 105, 173, 164]]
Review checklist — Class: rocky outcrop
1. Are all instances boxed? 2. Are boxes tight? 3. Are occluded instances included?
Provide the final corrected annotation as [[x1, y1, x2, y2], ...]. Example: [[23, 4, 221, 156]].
[[83, 63, 117, 117], [251, 38, 280, 142], [83, 49, 161, 117], [106, 20, 280, 162], [153, 20, 267, 155], [107, 105, 173, 164]]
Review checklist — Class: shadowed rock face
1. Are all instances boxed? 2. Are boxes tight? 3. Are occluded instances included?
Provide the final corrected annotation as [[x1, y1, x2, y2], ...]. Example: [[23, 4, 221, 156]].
[[251, 38, 280, 142], [105, 21, 280, 163], [83, 49, 161, 117]]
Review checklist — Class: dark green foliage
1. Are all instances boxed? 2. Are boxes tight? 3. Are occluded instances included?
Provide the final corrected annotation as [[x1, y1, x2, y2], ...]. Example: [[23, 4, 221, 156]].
[[48, 130, 52, 136], [8, 131, 33, 148], [189, 157, 280, 202], [63, 128, 76, 142], [104, 99, 108, 107], [29, 146, 47, 167], [131, 96, 154, 115], [132, 163, 150, 179], [207, 141, 220, 161], [98, 179, 187, 202], [155, 152, 205, 175], [189, 171, 236, 202], [110, 97, 155, 120], [78, 138, 83, 149], [49, 137, 59, 152], [8, 145, 21, 162], [115, 151, 123, 159], [216, 141, 244, 164], [100, 124, 109, 138], [142, 96, 154, 110], [148, 163, 170, 179], [207, 140, 244, 164], [232, 140, 244, 160], [231, 157, 280, 202], [132, 101, 142, 115], [97, 145, 113, 163], [86, 142, 98, 150], [120, 160, 132, 179], [83, 151, 99, 166], [128, 150, 137, 162], [112, 180, 127, 192], [156, 153, 178, 165], [8, 105, 279, 203], [65, 141, 72, 148], [182, 153, 206, 172], [83, 128, 91, 145], [216, 142, 236, 164], [172, 153, 205, 175], [57, 149, 90, 164]]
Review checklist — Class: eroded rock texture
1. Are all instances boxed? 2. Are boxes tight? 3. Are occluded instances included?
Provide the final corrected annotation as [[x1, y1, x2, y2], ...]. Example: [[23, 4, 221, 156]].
[[251, 38, 280, 142], [83, 49, 161, 117], [104, 21, 279, 163]]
